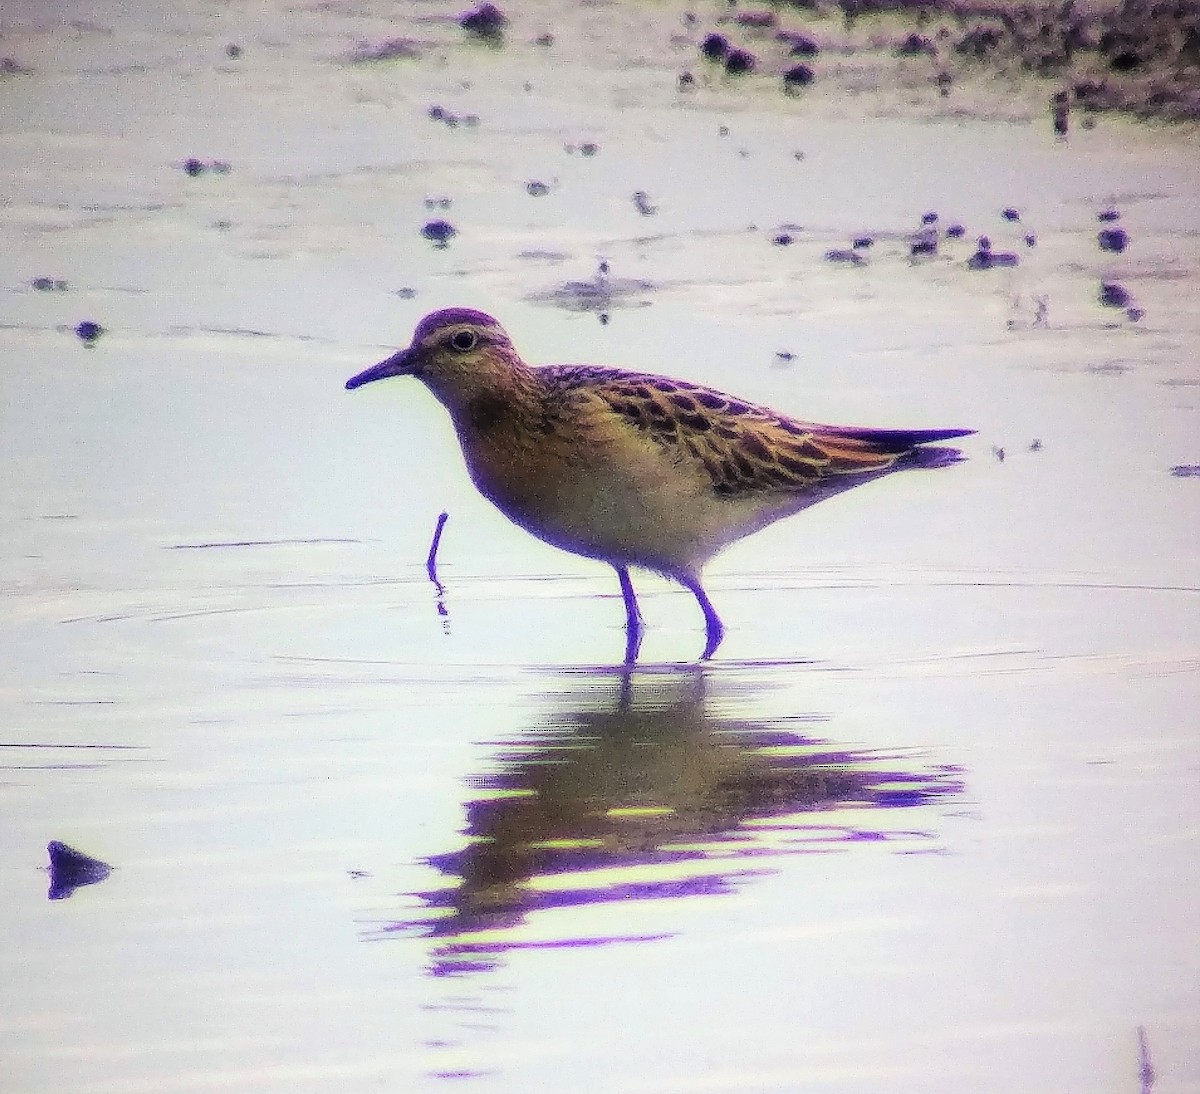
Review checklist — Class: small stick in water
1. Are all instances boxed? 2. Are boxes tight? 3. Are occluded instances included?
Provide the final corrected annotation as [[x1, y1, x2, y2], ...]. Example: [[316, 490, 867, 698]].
[[426, 511, 449, 582], [1137, 1026, 1156, 1094], [426, 511, 450, 623]]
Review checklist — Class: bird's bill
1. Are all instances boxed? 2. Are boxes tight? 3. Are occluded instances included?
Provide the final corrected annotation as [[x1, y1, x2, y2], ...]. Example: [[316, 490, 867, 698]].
[[345, 347, 415, 390]]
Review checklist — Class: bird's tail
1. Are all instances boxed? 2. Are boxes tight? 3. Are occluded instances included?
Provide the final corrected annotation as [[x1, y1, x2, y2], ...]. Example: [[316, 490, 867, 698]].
[[819, 424, 974, 471], [899, 442, 970, 470]]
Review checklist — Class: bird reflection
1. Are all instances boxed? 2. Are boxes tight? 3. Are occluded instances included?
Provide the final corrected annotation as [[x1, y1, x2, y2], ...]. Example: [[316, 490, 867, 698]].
[[379, 666, 962, 976]]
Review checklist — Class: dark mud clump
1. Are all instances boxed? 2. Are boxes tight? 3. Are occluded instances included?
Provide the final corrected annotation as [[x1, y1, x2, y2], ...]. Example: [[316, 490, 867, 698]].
[[1098, 226, 1130, 252], [779, 30, 821, 56], [783, 62, 816, 90], [427, 104, 480, 128], [1099, 280, 1131, 307], [736, 10, 780, 29], [632, 191, 658, 216], [701, 33, 731, 61], [75, 320, 104, 346], [460, 3, 507, 40], [725, 47, 757, 74], [897, 31, 936, 56], [47, 841, 112, 901], [181, 158, 231, 176], [910, 223, 938, 256], [421, 220, 457, 246], [966, 236, 1020, 269]]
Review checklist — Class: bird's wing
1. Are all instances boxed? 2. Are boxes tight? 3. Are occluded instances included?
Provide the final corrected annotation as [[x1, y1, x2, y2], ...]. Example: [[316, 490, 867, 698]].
[[548, 367, 906, 496]]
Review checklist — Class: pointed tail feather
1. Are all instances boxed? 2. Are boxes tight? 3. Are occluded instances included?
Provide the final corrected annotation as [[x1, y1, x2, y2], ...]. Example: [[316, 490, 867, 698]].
[[823, 425, 976, 452], [899, 443, 970, 470]]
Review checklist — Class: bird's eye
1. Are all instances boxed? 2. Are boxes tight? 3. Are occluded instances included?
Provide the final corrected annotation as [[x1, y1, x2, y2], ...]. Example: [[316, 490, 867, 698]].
[[449, 330, 477, 352]]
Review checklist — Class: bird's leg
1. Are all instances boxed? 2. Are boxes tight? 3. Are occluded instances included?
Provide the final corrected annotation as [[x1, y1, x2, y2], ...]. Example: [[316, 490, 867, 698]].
[[615, 565, 644, 665], [679, 575, 725, 660]]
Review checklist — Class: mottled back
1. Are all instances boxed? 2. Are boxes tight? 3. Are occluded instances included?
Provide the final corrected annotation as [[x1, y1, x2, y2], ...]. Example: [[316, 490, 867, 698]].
[[541, 366, 965, 499]]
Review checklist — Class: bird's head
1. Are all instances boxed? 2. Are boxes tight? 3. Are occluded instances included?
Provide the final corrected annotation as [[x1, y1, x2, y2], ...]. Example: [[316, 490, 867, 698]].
[[345, 308, 521, 410]]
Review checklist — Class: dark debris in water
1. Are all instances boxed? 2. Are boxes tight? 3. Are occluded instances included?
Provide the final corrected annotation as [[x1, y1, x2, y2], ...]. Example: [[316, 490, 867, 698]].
[[725, 47, 757, 74], [564, 140, 600, 156], [48, 840, 112, 900], [526, 261, 656, 315], [345, 37, 422, 64], [701, 33, 730, 61], [783, 62, 815, 90], [897, 31, 936, 57], [967, 237, 1020, 269], [421, 219, 457, 246], [1099, 280, 1132, 307], [734, 10, 778, 29], [632, 190, 658, 216], [75, 320, 104, 346], [910, 229, 938, 257], [825, 248, 867, 265], [1099, 227, 1130, 252], [427, 104, 480, 128], [780, 30, 821, 56], [460, 2, 508, 39], [181, 158, 231, 177]]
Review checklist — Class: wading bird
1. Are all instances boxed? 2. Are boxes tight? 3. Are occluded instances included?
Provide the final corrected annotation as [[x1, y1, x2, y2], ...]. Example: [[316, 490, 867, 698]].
[[346, 308, 972, 661]]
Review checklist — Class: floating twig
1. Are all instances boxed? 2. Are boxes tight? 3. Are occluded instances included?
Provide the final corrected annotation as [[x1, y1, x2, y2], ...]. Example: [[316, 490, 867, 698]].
[[1137, 1026, 1156, 1094], [426, 511, 449, 581], [426, 511, 450, 627]]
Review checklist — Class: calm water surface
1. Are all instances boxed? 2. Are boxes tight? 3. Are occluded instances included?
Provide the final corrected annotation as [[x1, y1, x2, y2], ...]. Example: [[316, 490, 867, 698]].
[[2, 0, 1198, 1090]]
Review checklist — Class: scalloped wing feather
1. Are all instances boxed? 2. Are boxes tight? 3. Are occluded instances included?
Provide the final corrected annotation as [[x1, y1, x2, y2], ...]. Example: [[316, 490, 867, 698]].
[[544, 366, 909, 497]]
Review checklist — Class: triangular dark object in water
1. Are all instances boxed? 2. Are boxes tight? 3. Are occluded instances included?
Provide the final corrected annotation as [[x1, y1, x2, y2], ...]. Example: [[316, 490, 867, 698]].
[[47, 840, 112, 900]]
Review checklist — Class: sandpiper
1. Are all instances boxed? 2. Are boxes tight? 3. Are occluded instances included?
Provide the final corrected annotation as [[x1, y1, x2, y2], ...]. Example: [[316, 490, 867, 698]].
[[346, 308, 972, 661]]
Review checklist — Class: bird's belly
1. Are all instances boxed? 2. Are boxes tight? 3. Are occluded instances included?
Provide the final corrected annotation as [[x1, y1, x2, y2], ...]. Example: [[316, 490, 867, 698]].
[[462, 434, 722, 574]]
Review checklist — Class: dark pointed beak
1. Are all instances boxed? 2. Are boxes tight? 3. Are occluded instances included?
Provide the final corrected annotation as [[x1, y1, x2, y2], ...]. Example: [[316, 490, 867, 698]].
[[345, 347, 416, 390]]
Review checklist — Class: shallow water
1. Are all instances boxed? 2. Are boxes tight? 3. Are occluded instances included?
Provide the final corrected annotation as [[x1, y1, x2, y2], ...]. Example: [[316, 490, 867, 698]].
[[2, 1, 1199, 1091]]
